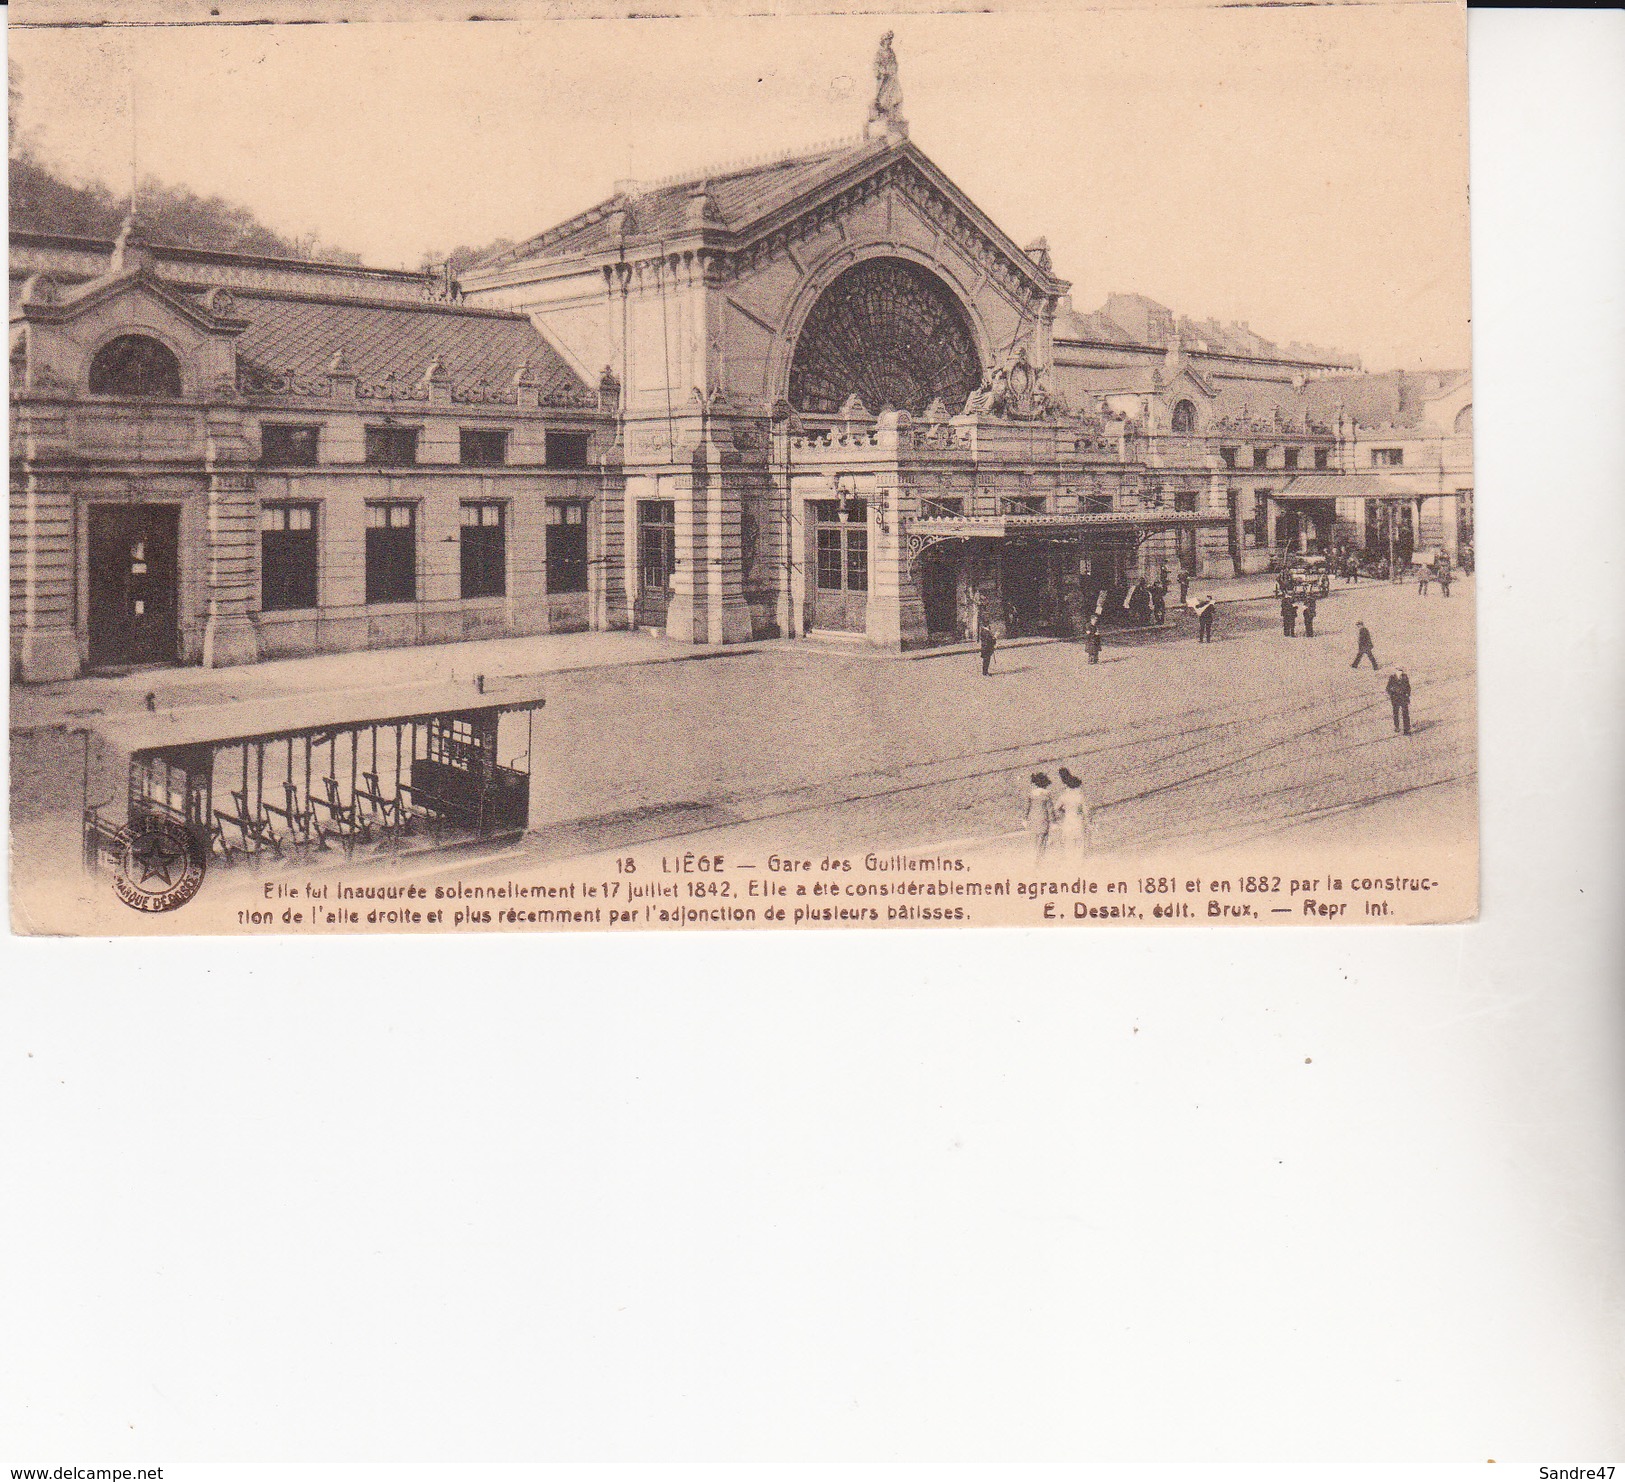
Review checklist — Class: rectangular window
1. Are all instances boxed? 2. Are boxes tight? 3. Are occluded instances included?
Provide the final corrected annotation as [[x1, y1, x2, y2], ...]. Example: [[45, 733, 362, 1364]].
[[815, 528, 844, 590], [919, 497, 963, 519], [1174, 489, 1198, 512], [545, 431, 591, 469], [1252, 446, 1270, 469], [365, 502, 416, 603], [259, 424, 320, 467], [1315, 447, 1330, 470], [845, 529, 868, 592], [1081, 492, 1114, 514], [459, 429, 509, 467], [637, 500, 675, 595], [1283, 447, 1300, 470], [545, 500, 589, 594], [1220, 447, 1238, 470], [260, 503, 318, 610], [1371, 447, 1404, 467], [459, 502, 506, 599], [1002, 496, 1047, 516], [364, 426, 419, 467]]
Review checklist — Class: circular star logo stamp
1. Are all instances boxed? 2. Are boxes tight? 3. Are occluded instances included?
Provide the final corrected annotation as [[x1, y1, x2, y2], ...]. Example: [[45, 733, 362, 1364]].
[[111, 814, 208, 914]]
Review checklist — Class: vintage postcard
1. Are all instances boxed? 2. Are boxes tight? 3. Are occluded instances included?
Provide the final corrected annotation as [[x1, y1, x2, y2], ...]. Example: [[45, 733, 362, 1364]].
[[8, 0, 1476, 934]]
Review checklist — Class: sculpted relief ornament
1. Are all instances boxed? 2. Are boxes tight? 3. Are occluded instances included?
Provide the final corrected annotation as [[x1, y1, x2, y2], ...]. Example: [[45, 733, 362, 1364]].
[[960, 344, 1066, 421]]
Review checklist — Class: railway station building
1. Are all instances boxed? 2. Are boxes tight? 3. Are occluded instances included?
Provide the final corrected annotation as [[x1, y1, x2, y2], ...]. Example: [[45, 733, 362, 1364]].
[[9, 42, 1471, 681]]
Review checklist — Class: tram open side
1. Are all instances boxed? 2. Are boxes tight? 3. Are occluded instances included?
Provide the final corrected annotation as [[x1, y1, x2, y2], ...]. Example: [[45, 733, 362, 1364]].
[[82, 680, 547, 874]]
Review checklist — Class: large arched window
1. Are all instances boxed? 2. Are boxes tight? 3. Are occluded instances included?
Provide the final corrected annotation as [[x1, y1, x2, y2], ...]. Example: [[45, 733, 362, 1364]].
[[788, 257, 981, 417], [88, 334, 184, 399], [1453, 403, 1473, 435], [1171, 399, 1198, 434]]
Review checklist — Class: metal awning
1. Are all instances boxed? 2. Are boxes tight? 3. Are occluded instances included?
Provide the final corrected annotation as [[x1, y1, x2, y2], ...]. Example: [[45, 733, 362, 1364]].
[[1274, 473, 1419, 501]]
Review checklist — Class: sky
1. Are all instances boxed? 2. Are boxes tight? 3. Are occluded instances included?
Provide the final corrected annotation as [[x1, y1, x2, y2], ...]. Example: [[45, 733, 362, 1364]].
[[7, 2, 1472, 370]]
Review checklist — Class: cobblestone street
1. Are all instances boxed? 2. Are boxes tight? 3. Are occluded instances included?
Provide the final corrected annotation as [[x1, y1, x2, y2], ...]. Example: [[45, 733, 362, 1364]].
[[347, 577, 1476, 900], [10, 577, 1478, 925]]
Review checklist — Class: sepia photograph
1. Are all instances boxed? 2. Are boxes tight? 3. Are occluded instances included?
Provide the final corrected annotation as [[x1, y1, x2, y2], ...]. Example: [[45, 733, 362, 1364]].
[[6, 5, 1624, 1473], [9, 0, 1475, 932]]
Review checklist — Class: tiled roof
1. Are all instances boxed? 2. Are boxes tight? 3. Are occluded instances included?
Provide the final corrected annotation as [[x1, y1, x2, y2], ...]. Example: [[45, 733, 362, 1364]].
[[1301, 370, 1468, 430], [232, 292, 588, 402], [473, 137, 890, 270], [1055, 306, 1136, 345]]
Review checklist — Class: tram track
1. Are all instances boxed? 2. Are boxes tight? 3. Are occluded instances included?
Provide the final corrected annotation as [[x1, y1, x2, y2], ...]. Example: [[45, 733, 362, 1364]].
[[368, 666, 1475, 883]]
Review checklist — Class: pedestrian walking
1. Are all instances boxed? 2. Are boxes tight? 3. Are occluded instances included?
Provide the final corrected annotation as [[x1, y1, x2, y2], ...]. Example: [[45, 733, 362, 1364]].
[[1386, 669, 1412, 734], [1417, 566, 1431, 595], [1438, 568, 1452, 598], [1151, 581, 1166, 625], [978, 614, 998, 677], [1194, 595, 1216, 643], [1053, 767, 1091, 861], [1177, 571, 1190, 606], [1023, 772, 1055, 867], [1084, 616, 1102, 664], [1351, 620, 1378, 669], [1281, 594, 1297, 638], [1302, 594, 1317, 637]]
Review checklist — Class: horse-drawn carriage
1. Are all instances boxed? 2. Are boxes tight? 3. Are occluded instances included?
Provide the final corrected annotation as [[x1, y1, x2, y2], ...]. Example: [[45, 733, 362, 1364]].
[[1274, 554, 1331, 598], [82, 678, 546, 876]]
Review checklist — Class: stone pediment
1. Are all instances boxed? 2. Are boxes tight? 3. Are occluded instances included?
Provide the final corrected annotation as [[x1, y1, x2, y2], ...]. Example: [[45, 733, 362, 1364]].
[[472, 136, 1068, 312], [727, 140, 1068, 307], [15, 263, 249, 339]]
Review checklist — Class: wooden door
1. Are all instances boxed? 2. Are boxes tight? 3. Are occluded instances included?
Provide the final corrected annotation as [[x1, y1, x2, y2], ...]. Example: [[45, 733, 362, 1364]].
[[635, 500, 675, 629], [88, 504, 179, 668]]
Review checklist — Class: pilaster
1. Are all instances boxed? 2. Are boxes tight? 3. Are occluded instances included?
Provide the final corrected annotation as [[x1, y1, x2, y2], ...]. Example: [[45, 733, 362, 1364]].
[[16, 467, 82, 682], [201, 407, 261, 667], [703, 436, 754, 646], [664, 461, 706, 644]]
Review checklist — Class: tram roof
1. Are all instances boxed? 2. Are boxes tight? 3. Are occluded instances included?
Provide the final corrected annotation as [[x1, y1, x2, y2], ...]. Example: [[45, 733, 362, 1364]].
[[93, 675, 549, 758]]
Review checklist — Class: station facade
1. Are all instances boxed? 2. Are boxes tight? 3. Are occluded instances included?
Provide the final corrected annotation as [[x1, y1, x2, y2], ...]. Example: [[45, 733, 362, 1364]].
[[10, 49, 1471, 681]]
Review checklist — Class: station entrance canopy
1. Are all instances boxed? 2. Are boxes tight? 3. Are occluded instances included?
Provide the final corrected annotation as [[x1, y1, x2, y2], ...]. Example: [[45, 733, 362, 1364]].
[[1274, 474, 1417, 501]]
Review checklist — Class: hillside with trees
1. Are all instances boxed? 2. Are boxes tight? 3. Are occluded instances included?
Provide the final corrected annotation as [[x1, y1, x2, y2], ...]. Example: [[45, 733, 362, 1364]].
[[9, 62, 364, 264]]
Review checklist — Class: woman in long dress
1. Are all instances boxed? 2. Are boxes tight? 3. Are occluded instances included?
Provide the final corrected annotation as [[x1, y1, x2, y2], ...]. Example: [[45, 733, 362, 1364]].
[[1023, 772, 1055, 867], [1053, 768, 1091, 862]]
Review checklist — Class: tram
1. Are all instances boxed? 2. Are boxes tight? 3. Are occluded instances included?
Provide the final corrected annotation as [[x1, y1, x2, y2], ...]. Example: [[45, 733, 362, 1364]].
[[82, 677, 546, 874]]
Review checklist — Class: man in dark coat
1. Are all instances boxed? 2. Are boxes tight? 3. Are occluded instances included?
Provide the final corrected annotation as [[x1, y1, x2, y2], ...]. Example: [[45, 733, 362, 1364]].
[[1193, 595, 1216, 643], [1177, 571, 1191, 606], [1302, 594, 1317, 637], [1351, 620, 1378, 669], [1386, 669, 1412, 734], [1151, 581, 1166, 625], [978, 615, 997, 677], [1281, 594, 1297, 637], [1084, 616, 1103, 664]]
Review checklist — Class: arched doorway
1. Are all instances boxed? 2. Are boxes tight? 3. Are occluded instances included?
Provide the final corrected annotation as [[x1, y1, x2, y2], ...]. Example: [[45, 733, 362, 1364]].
[[787, 257, 981, 416], [916, 544, 964, 639]]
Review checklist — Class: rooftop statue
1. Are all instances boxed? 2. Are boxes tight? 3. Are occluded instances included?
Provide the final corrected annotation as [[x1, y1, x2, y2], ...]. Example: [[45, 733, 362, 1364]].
[[868, 31, 907, 137]]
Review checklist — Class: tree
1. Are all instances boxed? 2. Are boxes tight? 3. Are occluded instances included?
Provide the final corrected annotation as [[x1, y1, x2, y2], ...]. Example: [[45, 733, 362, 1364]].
[[8, 64, 363, 263], [420, 240, 516, 278]]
